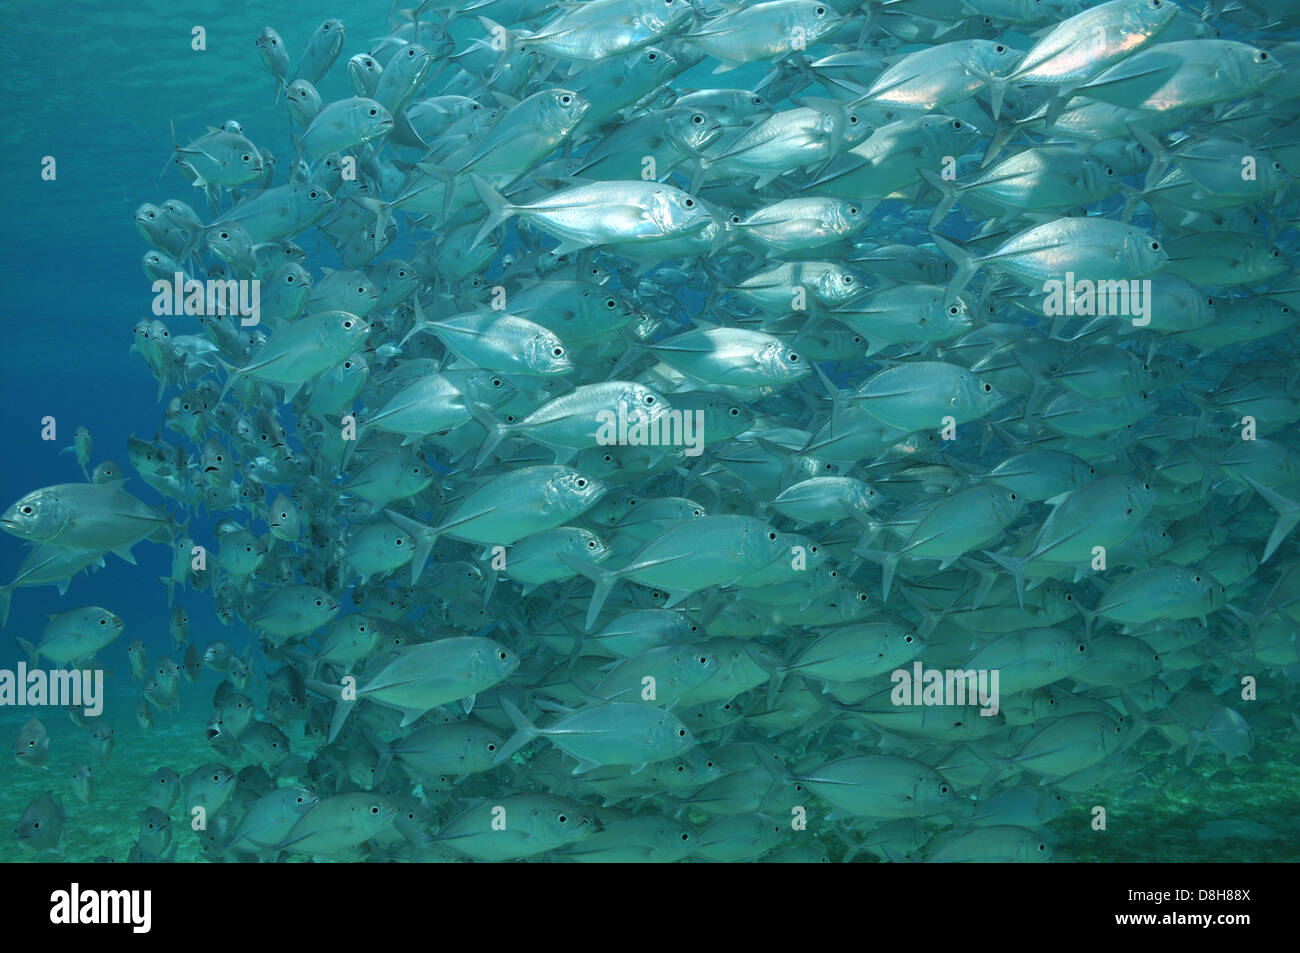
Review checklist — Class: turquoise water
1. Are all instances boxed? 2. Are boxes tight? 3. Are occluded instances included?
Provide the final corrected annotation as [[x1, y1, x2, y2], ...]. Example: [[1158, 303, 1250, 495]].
[[2, 0, 1300, 862]]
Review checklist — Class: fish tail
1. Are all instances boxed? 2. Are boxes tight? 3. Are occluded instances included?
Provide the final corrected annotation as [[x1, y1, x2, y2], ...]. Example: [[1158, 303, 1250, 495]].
[[556, 613, 586, 667], [481, 560, 499, 605], [918, 168, 958, 231], [986, 74, 1007, 122], [1242, 477, 1300, 563], [361, 725, 394, 786], [15, 636, 36, 666], [557, 552, 620, 631], [756, 754, 793, 815], [398, 294, 441, 350], [383, 509, 439, 584], [1117, 183, 1143, 224], [494, 696, 539, 764], [476, 17, 514, 83], [1075, 599, 1098, 639], [339, 422, 364, 475], [982, 549, 1027, 612], [1126, 124, 1169, 191], [853, 546, 900, 603], [835, 828, 865, 864], [469, 174, 516, 250], [811, 361, 849, 437], [467, 402, 508, 468], [329, 696, 356, 745], [930, 232, 979, 308], [353, 196, 390, 253], [982, 121, 1015, 169], [159, 120, 180, 182], [967, 743, 1010, 802], [1117, 691, 1153, 753]]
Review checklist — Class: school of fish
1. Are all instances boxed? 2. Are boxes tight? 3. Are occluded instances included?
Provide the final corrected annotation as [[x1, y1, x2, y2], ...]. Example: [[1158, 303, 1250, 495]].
[[6, 0, 1300, 862]]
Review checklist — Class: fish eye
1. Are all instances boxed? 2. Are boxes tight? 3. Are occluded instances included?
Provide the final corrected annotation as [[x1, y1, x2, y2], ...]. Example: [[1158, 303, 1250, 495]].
[[953, 120, 962, 129], [553, 346, 564, 356], [644, 395, 655, 405], [848, 206, 859, 215], [310, 190, 319, 199], [1150, 241, 1160, 251], [99, 618, 107, 626], [1258, 51, 1268, 61], [498, 651, 508, 660], [815, 5, 825, 13], [684, 198, 695, 207], [648, 51, 657, 60], [995, 45, 1005, 53], [948, 305, 960, 316], [983, 382, 992, 392], [730, 214, 742, 224], [698, 656, 707, 664], [693, 114, 704, 124], [20, 506, 31, 514], [768, 532, 777, 540], [343, 319, 354, 328], [561, 94, 572, 105], [788, 352, 799, 362], [315, 599, 323, 607]]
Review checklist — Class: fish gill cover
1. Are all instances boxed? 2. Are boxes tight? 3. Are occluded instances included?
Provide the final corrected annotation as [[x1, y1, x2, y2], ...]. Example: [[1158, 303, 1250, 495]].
[[2, 0, 1300, 864]]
